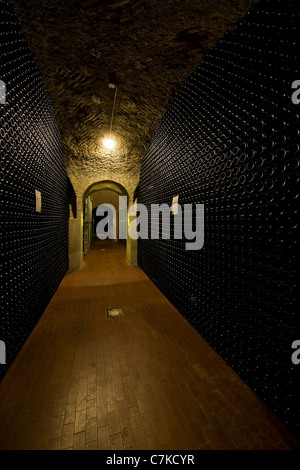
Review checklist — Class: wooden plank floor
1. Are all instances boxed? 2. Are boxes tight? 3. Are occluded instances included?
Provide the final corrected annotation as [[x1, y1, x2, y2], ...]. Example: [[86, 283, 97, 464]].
[[0, 240, 299, 450]]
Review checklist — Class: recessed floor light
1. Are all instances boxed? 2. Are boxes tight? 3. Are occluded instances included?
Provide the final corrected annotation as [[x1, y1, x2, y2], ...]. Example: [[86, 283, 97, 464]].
[[106, 308, 124, 318]]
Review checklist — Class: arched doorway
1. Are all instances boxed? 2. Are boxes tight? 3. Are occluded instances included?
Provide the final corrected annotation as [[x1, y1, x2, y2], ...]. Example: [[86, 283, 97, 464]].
[[82, 180, 130, 258]]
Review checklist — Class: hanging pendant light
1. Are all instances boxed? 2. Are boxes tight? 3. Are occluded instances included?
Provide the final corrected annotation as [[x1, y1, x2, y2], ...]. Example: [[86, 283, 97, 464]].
[[103, 83, 118, 150]]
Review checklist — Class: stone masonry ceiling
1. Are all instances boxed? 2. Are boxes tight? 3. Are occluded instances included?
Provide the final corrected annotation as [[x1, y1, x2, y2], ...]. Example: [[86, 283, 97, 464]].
[[9, 0, 258, 198]]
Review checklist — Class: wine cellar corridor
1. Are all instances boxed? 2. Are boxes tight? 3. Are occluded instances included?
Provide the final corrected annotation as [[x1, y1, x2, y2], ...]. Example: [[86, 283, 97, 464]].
[[0, 0, 299, 451]]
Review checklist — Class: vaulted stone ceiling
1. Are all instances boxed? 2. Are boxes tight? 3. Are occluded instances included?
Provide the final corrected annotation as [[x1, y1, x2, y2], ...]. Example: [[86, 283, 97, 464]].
[[10, 0, 258, 199]]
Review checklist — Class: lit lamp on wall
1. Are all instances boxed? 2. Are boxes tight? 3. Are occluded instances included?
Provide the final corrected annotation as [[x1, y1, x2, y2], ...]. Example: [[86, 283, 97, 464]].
[[103, 83, 118, 150]]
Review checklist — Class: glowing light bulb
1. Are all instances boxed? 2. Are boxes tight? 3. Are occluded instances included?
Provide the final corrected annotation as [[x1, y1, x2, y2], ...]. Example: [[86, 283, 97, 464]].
[[103, 137, 116, 150]]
